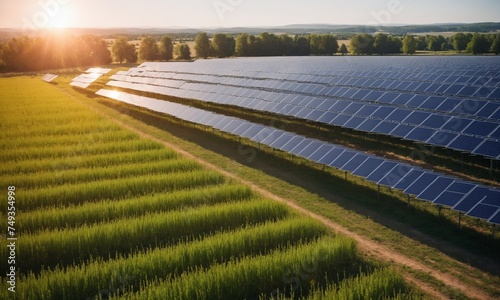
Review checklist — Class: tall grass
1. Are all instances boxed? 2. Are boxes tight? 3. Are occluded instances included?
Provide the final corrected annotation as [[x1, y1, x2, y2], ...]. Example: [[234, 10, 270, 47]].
[[1, 159, 202, 190], [120, 236, 356, 300], [7, 199, 290, 273], [13, 218, 326, 300], [18, 184, 253, 233], [1, 149, 178, 176]]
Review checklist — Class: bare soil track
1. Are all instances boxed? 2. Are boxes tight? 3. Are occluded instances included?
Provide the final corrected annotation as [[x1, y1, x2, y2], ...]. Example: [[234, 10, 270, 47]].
[[112, 118, 493, 300]]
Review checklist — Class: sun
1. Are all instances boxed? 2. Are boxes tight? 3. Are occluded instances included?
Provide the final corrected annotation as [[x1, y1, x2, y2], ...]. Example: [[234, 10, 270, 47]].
[[47, 8, 74, 28]]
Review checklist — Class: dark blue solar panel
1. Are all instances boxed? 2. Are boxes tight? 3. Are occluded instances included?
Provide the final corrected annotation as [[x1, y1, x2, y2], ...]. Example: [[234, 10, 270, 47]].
[[405, 127, 436, 143], [418, 96, 446, 110], [269, 133, 296, 149], [318, 111, 339, 123], [378, 93, 399, 104], [318, 147, 345, 165], [232, 123, 254, 135], [306, 110, 327, 122], [330, 151, 358, 168], [356, 119, 382, 132], [452, 100, 487, 115], [386, 109, 413, 122], [474, 87, 493, 98], [441, 118, 473, 133], [393, 168, 425, 190], [343, 103, 365, 115], [365, 161, 398, 183], [427, 131, 459, 147], [342, 154, 370, 172], [433, 182, 476, 207], [476, 102, 500, 119], [436, 98, 461, 112], [280, 136, 306, 152], [308, 144, 335, 162], [391, 94, 413, 105], [352, 157, 385, 177], [454, 187, 488, 212], [330, 114, 352, 126], [415, 82, 431, 92], [356, 105, 379, 117], [488, 88, 500, 99], [403, 111, 431, 125], [473, 140, 500, 158], [295, 107, 314, 118], [405, 95, 429, 108], [220, 120, 246, 132], [364, 91, 384, 101], [297, 141, 324, 158], [481, 189, 500, 206], [330, 101, 352, 112], [344, 116, 366, 129], [404, 173, 440, 196], [289, 139, 313, 156], [418, 177, 454, 201], [241, 125, 266, 139], [468, 204, 498, 220], [444, 84, 465, 95], [260, 130, 286, 145], [374, 121, 399, 135], [390, 124, 415, 138], [371, 107, 396, 119], [421, 114, 451, 129], [463, 121, 498, 137], [457, 86, 478, 97], [448, 135, 484, 152]]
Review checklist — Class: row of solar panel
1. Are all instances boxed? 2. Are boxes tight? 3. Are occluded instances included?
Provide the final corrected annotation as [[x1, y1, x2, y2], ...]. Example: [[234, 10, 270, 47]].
[[113, 73, 500, 122], [96, 88, 500, 225], [70, 68, 112, 89], [126, 67, 500, 101], [139, 59, 500, 83], [41, 73, 58, 83], [138, 60, 500, 89], [106, 79, 500, 160]]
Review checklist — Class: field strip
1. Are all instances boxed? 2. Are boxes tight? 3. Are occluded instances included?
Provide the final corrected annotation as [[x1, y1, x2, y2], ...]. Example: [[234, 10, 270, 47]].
[[105, 115, 493, 300]]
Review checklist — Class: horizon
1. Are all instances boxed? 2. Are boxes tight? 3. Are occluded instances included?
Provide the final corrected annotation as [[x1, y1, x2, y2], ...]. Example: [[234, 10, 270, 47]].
[[1, 0, 499, 31]]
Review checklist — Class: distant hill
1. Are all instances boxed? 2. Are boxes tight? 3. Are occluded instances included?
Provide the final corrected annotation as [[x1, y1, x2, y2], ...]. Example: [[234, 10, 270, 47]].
[[1, 22, 499, 41]]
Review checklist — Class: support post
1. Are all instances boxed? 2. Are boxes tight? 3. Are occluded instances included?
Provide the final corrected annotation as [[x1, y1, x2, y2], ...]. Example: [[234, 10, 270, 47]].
[[377, 184, 380, 201], [493, 224, 496, 240], [344, 171, 347, 181], [437, 205, 442, 217], [490, 159, 494, 180], [407, 194, 411, 209], [458, 212, 461, 230]]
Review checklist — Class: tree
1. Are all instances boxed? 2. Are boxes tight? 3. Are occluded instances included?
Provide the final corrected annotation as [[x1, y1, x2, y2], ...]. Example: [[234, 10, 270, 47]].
[[139, 36, 159, 62], [490, 34, 500, 55], [402, 35, 417, 55], [174, 43, 191, 60], [374, 33, 389, 54], [80, 35, 112, 66], [194, 32, 210, 59], [279, 34, 294, 56], [210, 33, 235, 58], [466, 33, 491, 55], [339, 43, 348, 55], [293, 36, 310, 56], [350, 34, 375, 55], [159, 36, 173, 61], [235, 33, 251, 56], [451, 33, 469, 52], [426, 35, 445, 52], [112, 37, 137, 64]]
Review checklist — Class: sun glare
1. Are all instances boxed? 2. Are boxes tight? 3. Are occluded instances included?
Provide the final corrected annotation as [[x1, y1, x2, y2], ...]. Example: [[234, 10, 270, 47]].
[[48, 13, 72, 29]]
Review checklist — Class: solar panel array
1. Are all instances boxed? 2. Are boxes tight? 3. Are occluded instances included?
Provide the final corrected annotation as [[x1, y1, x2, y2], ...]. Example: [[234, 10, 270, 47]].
[[70, 67, 112, 89], [96, 88, 500, 225], [41, 73, 58, 83], [107, 57, 500, 160]]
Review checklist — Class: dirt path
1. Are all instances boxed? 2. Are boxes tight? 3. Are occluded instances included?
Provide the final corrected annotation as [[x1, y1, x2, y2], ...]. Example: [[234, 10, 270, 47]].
[[105, 118, 493, 300]]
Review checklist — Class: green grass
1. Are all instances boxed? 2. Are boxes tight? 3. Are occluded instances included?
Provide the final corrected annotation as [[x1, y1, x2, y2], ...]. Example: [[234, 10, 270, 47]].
[[65, 71, 500, 299], [0, 76, 420, 299]]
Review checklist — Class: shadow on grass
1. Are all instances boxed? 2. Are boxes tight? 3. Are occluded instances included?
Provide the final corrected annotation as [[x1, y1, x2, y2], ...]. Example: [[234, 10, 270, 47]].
[[101, 99, 500, 277]]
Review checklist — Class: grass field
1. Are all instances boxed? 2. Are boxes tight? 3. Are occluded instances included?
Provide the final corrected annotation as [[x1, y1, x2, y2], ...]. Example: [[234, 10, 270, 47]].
[[0, 77, 419, 299]]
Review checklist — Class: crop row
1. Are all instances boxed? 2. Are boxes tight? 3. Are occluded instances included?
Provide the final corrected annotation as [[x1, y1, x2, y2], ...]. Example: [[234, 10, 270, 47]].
[[18, 183, 253, 233], [10, 218, 326, 300], [1, 139, 164, 162], [13, 170, 225, 211], [0, 129, 138, 150], [1, 148, 178, 176], [120, 236, 356, 300], [1, 199, 290, 274], [1, 159, 202, 191]]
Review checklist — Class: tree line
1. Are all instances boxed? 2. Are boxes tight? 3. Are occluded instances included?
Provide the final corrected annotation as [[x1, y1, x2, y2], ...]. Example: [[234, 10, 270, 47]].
[[1, 32, 499, 72]]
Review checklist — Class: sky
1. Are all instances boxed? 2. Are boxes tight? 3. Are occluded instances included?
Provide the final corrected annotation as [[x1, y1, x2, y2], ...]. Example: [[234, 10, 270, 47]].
[[0, 0, 499, 29]]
